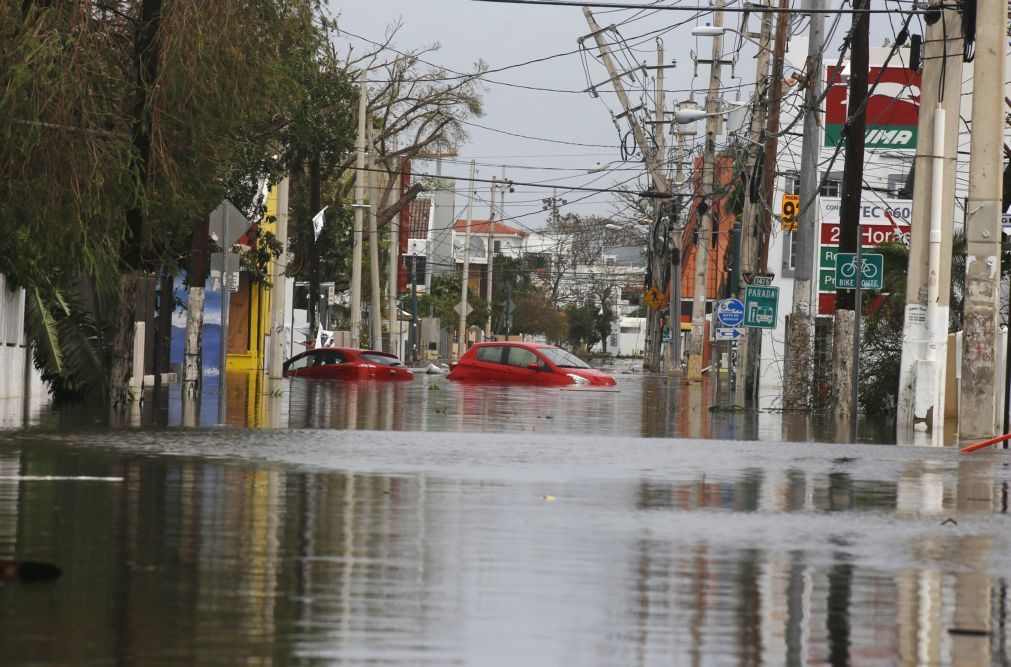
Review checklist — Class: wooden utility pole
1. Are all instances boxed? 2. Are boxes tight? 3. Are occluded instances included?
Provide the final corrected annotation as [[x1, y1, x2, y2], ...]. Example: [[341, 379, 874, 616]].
[[387, 156, 400, 355], [268, 176, 290, 379], [733, 1, 773, 402], [686, 2, 724, 382], [650, 38, 668, 372], [367, 120, 383, 351], [896, 1, 963, 435], [350, 71, 367, 344], [582, 8, 671, 371], [783, 0, 825, 407], [833, 0, 869, 424], [960, 0, 1006, 440], [458, 160, 476, 359]]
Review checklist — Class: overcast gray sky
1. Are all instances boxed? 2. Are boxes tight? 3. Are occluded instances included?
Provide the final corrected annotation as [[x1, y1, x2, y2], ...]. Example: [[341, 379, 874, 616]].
[[333, 1, 906, 231]]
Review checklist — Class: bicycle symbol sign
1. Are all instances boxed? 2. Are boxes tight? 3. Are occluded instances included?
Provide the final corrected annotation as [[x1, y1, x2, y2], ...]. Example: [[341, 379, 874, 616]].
[[834, 252, 883, 290]]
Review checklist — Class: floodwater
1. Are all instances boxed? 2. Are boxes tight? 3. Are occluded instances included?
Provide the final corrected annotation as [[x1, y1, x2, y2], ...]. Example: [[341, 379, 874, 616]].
[[2, 370, 1010, 665]]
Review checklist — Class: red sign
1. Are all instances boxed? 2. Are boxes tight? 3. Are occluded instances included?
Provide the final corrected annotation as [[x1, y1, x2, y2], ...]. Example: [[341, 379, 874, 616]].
[[825, 65, 921, 149], [820, 223, 910, 247]]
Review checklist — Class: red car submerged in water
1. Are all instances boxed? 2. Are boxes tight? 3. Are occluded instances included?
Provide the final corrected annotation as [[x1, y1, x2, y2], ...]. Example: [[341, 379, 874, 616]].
[[283, 347, 414, 381], [447, 342, 616, 387]]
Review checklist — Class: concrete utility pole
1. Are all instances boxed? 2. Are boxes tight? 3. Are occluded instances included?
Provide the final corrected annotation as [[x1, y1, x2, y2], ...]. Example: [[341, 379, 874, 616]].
[[582, 8, 671, 371], [486, 175, 497, 340], [268, 176, 290, 379], [367, 120, 383, 351], [784, 0, 825, 407], [833, 0, 869, 422], [350, 70, 367, 344], [458, 160, 476, 359], [733, 1, 773, 403], [686, 1, 725, 382], [960, 0, 1006, 440], [896, 1, 963, 435]]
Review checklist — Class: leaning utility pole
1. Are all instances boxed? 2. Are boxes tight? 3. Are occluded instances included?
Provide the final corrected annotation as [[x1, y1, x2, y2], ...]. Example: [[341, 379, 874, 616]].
[[960, 1, 1006, 440], [686, 1, 725, 382], [582, 8, 671, 371], [733, 0, 773, 403], [458, 160, 476, 360], [268, 176, 290, 379], [896, 1, 963, 435], [783, 0, 825, 407], [832, 0, 869, 421], [350, 70, 367, 344], [486, 176, 497, 340], [367, 119, 383, 351]]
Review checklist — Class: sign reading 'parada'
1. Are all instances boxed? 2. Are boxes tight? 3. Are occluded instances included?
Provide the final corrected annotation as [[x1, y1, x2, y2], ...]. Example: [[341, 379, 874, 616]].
[[825, 65, 921, 150]]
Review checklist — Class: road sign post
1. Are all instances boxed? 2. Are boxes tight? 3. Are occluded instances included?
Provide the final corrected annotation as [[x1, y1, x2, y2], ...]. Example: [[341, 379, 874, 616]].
[[744, 285, 779, 329]]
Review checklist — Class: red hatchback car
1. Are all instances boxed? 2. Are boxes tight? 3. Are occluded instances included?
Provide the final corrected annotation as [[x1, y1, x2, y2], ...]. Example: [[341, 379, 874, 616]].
[[283, 347, 414, 381], [448, 342, 616, 387]]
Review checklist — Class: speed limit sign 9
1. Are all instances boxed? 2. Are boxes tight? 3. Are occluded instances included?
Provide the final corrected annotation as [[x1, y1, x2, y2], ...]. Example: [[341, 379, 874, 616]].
[[781, 193, 799, 231]]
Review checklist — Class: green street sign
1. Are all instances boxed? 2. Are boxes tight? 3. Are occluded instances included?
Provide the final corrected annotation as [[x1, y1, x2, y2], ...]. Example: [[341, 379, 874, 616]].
[[818, 268, 836, 292], [834, 253, 883, 290], [744, 284, 779, 329], [819, 246, 838, 269]]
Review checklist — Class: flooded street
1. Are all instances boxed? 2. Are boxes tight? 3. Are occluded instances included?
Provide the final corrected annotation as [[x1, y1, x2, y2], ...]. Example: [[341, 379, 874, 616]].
[[2, 372, 1010, 664]]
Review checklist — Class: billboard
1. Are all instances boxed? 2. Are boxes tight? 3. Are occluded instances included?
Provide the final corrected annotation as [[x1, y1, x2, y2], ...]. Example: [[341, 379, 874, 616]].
[[825, 65, 921, 150]]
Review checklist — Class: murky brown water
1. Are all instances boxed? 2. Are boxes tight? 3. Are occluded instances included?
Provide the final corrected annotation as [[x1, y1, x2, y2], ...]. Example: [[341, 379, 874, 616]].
[[2, 372, 1009, 664]]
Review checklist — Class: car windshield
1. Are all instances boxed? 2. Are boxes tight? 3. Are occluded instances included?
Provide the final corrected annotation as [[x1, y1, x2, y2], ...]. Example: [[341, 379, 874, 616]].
[[537, 346, 590, 369], [359, 352, 403, 366]]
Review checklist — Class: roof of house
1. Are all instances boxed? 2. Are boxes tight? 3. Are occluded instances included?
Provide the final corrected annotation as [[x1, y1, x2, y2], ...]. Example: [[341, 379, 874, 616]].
[[406, 196, 433, 240], [453, 219, 528, 236]]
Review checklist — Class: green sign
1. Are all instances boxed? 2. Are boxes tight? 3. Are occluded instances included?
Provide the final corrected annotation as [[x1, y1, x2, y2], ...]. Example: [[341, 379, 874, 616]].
[[819, 246, 838, 269], [744, 285, 779, 329], [818, 268, 836, 292], [834, 253, 883, 290], [661, 327, 671, 342], [824, 125, 917, 150]]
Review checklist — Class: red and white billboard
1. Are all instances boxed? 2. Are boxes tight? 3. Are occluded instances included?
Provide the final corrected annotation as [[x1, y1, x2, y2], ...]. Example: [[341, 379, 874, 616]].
[[825, 65, 921, 150]]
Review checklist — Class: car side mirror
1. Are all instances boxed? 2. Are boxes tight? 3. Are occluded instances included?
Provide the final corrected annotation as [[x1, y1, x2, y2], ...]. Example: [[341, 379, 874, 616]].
[[526, 362, 541, 371]]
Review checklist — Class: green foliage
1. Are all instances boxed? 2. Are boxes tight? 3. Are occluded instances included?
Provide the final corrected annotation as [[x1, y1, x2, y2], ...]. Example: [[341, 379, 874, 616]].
[[417, 274, 488, 328], [511, 289, 568, 342], [24, 285, 108, 404], [564, 302, 614, 351]]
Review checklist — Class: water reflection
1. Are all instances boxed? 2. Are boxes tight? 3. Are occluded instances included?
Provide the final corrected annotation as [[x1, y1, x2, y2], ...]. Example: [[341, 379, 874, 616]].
[[1, 432, 1010, 664]]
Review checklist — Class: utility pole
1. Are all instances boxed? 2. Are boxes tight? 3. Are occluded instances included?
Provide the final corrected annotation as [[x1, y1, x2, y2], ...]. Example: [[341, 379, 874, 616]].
[[459, 160, 476, 359], [367, 119, 383, 351], [268, 176, 290, 379], [783, 0, 825, 407], [686, 1, 725, 382], [733, 0, 773, 403], [582, 8, 671, 371], [833, 0, 869, 425], [667, 129, 690, 373], [653, 37, 668, 372], [486, 175, 497, 340], [960, 0, 1006, 440], [387, 154, 400, 355], [350, 70, 367, 345], [896, 0, 963, 435]]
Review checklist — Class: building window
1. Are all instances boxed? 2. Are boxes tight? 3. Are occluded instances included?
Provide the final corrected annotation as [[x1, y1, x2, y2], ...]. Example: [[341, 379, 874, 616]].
[[782, 231, 798, 271], [888, 173, 910, 198], [820, 172, 842, 197], [494, 240, 502, 253], [785, 173, 801, 195]]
